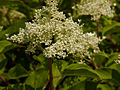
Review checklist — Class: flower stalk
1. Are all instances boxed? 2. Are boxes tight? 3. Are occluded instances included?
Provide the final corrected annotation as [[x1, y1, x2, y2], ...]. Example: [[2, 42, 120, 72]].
[[49, 58, 54, 90], [96, 19, 100, 37]]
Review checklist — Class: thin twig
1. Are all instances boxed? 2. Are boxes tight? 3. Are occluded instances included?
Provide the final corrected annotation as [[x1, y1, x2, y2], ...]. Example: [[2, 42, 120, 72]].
[[96, 19, 99, 37], [38, 0, 41, 6], [90, 58, 99, 69], [49, 58, 54, 90], [107, 35, 120, 52], [44, 80, 50, 89], [0, 76, 10, 85], [53, 75, 64, 78], [44, 75, 64, 89]]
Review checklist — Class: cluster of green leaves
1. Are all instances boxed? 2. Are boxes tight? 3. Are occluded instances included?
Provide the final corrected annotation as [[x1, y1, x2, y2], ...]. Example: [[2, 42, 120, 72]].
[[0, 0, 120, 90]]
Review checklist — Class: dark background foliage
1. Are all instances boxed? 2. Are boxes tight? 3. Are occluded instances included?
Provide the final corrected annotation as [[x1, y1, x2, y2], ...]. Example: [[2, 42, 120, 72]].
[[0, 0, 120, 90]]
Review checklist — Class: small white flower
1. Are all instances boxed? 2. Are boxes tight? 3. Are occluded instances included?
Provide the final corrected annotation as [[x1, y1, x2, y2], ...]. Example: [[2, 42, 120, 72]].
[[73, 0, 114, 20], [8, 0, 102, 59], [115, 54, 120, 64], [78, 60, 85, 64], [113, 3, 116, 6]]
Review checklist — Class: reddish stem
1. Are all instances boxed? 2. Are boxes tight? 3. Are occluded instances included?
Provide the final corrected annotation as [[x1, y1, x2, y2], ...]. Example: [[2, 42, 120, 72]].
[[96, 19, 99, 37], [0, 76, 9, 85], [107, 36, 120, 52], [53, 75, 64, 78], [49, 58, 54, 90]]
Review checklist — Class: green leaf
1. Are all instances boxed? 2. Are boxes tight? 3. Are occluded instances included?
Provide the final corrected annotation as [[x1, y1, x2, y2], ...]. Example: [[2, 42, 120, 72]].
[[0, 40, 12, 53], [105, 53, 119, 67], [111, 69, 120, 86], [94, 52, 108, 67], [2, 43, 17, 53], [109, 64, 120, 73], [0, 19, 26, 40], [0, 0, 11, 7], [25, 68, 48, 89], [8, 64, 28, 79], [2, 84, 34, 90], [63, 64, 99, 78], [97, 84, 115, 90], [96, 67, 120, 85], [0, 54, 7, 74], [52, 63, 62, 88], [33, 54, 46, 63], [102, 22, 120, 35], [64, 64, 91, 70], [96, 52, 109, 58], [33, 54, 48, 68], [3, 84, 23, 90], [58, 0, 63, 6], [0, 86, 5, 90], [96, 68, 112, 79], [0, 0, 22, 7], [67, 81, 98, 90], [0, 54, 6, 62], [55, 60, 68, 72]]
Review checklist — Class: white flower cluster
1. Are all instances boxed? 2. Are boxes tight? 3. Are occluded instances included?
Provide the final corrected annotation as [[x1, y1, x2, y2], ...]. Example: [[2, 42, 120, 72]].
[[72, 0, 114, 20], [115, 54, 120, 64], [7, 0, 102, 58], [8, 10, 26, 23], [78, 60, 85, 64]]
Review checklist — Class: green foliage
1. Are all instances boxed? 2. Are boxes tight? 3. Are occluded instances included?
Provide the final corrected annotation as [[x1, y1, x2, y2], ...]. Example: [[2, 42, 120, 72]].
[[67, 81, 98, 90], [52, 63, 62, 88], [0, 54, 7, 74], [0, 19, 26, 40], [102, 22, 120, 36], [0, 40, 12, 53], [0, 0, 12, 7], [0, 0, 120, 90], [7, 64, 28, 79], [63, 64, 99, 78], [97, 83, 115, 90], [25, 68, 48, 89]]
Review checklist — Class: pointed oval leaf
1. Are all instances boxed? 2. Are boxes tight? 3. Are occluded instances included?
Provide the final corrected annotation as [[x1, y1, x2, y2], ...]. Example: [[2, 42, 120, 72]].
[[0, 40, 12, 53], [25, 68, 48, 89]]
